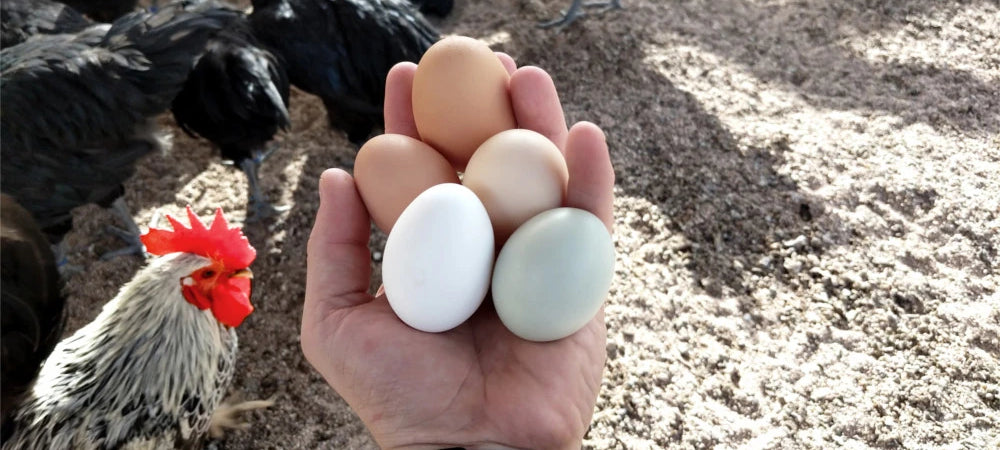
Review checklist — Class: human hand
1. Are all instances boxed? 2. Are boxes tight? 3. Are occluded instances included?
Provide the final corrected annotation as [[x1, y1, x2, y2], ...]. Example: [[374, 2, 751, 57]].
[[302, 52, 615, 449]]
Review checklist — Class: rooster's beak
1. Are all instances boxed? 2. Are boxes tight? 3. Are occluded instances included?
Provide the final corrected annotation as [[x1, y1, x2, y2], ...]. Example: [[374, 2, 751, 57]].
[[232, 268, 253, 279]]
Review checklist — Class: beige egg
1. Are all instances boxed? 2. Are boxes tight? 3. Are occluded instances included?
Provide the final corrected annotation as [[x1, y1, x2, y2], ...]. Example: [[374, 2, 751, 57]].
[[354, 134, 460, 233], [462, 129, 569, 246], [412, 36, 517, 171]]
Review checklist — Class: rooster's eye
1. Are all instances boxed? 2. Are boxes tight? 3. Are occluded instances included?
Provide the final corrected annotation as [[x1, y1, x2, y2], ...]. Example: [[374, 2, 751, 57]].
[[201, 270, 216, 279]]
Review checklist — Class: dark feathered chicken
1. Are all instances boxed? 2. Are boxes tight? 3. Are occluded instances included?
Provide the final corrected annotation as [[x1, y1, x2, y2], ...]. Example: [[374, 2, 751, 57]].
[[1, 207, 268, 448], [407, 0, 453, 18], [1, 5, 238, 257], [0, 0, 93, 48], [172, 1, 292, 221], [55, 0, 139, 23], [0, 195, 66, 436], [248, 0, 441, 145]]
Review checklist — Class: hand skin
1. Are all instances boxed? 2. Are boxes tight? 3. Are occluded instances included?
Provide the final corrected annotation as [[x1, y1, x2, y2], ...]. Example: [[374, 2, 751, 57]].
[[302, 52, 615, 449]]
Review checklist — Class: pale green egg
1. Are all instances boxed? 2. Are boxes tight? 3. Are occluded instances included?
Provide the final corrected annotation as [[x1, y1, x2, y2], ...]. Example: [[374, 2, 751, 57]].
[[492, 207, 615, 342]]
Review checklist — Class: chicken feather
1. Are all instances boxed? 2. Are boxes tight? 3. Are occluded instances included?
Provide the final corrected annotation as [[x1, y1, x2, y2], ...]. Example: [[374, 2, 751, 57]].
[[1, 253, 238, 449], [0, 5, 239, 244], [248, 0, 440, 145]]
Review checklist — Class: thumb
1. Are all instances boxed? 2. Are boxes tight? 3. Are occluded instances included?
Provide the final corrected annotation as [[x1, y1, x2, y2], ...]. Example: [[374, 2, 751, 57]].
[[304, 169, 374, 321]]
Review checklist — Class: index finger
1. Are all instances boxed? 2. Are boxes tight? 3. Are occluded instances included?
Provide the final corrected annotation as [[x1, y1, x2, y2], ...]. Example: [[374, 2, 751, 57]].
[[384, 62, 420, 138], [510, 66, 569, 151]]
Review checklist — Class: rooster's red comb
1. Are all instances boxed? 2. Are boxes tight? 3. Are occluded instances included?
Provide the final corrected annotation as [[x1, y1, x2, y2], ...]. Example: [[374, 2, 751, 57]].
[[141, 206, 256, 270]]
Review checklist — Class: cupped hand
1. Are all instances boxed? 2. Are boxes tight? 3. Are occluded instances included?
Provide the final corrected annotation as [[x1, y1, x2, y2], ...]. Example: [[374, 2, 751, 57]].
[[302, 52, 615, 449]]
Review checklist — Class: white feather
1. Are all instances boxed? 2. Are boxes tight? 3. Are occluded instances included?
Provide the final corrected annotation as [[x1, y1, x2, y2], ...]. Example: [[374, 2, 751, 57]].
[[4, 253, 239, 449]]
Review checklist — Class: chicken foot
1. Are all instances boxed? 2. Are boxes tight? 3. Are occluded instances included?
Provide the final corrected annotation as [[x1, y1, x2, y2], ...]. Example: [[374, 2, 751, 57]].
[[100, 197, 145, 260], [538, 0, 623, 29], [240, 146, 290, 223], [208, 397, 275, 439], [52, 241, 83, 276]]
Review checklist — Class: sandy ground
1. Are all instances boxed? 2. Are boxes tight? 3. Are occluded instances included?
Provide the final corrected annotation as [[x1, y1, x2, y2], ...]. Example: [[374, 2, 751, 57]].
[[57, 0, 999, 448]]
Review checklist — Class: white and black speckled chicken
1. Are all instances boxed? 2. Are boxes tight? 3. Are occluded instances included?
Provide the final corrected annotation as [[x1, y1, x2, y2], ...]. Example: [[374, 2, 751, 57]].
[[0, 4, 237, 259], [1, 207, 270, 449]]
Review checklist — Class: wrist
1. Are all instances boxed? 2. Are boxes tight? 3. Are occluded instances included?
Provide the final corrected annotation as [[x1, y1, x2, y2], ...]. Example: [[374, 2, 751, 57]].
[[386, 445, 528, 450], [373, 422, 586, 450]]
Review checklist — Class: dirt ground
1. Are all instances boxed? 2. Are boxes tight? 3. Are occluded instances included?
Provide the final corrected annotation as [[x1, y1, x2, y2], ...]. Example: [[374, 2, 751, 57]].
[[59, 0, 999, 448]]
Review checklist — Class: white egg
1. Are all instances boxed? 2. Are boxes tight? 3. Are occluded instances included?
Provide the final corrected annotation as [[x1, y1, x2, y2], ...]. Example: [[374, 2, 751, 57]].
[[492, 208, 615, 342], [383, 183, 495, 332]]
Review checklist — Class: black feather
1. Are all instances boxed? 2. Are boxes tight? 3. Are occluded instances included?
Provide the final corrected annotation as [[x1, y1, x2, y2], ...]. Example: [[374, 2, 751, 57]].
[[249, 0, 441, 145], [0, 0, 93, 48], [407, 0, 453, 18], [0, 194, 66, 439], [0, 4, 240, 243], [55, 0, 139, 23], [171, 4, 291, 166]]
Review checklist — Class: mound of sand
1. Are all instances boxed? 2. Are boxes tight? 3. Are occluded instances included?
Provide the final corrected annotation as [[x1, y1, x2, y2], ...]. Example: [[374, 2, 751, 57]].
[[61, 0, 997, 448]]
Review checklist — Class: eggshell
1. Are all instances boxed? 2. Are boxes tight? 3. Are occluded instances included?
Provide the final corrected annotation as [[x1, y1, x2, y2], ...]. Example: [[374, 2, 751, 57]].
[[354, 134, 460, 233], [412, 36, 517, 170], [492, 208, 614, 342], [462, 129, 568, 245], [383, 184, 495, 333]]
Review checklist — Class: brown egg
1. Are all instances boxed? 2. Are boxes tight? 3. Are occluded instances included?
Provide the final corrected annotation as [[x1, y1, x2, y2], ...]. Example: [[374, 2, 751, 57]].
[[462, 129, 569, 246], [412, 36, 517, 171], [354, 134, 461, 232]]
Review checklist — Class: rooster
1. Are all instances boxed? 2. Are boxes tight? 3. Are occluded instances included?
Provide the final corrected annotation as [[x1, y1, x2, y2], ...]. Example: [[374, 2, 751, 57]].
[[248, 0, 441, 145], [0, 0, 93, 47], [0, 5, 238, 260], [1, 207, 271, 449], [171, 1, 292, 221], [1, 195, 66, 433]]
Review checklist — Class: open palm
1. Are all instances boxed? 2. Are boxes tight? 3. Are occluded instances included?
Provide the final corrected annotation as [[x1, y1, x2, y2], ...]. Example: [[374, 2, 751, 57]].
[[302, 55, 615, 449]]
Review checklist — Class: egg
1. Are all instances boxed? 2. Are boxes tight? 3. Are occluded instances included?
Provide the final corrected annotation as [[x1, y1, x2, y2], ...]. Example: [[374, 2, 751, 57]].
[[462, 129, 568, 245], [412, 36, 517, 170], [354, 134, 460, 232], [492, 208, 615, 342], [383, 183, 494, 333]]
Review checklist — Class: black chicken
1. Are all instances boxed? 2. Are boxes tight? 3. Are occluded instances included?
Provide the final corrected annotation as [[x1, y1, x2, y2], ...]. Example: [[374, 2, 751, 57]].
[[0, 0, 93, 48], [408, 0, 453, 18], [539, 0, 623, 29], [0, 194, 66, 437], [172, 1, 292, 221], [248, 0, 441, 145], [55, 0, 139, 23], [0, 4, 238, 259]]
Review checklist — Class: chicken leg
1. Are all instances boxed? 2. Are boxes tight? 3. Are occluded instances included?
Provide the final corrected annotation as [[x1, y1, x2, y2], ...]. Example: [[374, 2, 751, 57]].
[[240, 146, 289, 223], [52, 242, 83, 276], [100, 197, 146, 260], [539, 0, 623, 29]]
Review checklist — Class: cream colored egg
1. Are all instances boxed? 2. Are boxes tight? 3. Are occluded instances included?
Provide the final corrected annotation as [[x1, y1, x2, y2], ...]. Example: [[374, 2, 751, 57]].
[[412, 36, 517, 170], [354, 134, 460, 233], [462, 129, 568, 246]]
